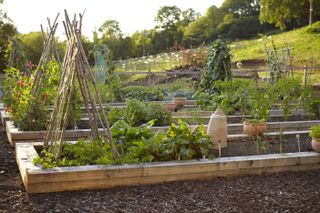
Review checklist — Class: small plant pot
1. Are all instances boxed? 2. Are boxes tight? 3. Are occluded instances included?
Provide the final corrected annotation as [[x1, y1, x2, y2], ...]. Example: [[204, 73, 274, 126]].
[[164, 103, 176, 112], [173, 97, 187, 108], [243, 121, 267, 136], [311, 138, 320, 152]]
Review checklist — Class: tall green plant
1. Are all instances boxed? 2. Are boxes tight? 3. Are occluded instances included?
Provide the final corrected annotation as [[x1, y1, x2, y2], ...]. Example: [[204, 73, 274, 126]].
[[198, 39, 232, 94]]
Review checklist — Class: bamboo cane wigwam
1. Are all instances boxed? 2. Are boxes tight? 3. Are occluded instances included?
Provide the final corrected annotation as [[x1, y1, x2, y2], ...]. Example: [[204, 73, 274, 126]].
[[44, 10, 116, 160]]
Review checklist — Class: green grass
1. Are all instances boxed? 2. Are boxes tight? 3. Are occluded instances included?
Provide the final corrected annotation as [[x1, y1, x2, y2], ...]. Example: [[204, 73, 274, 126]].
[[113, 24, 320, 84], [231, 26, 320, 66]]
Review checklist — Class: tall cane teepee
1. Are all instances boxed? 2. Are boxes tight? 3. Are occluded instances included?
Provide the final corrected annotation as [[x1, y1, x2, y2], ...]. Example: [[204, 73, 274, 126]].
[[44, 10, 116, 161], [31, 14, 60, 99]]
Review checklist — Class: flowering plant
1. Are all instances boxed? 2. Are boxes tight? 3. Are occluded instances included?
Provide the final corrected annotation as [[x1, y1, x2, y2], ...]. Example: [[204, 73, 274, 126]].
[[3, 61, 61, 130]]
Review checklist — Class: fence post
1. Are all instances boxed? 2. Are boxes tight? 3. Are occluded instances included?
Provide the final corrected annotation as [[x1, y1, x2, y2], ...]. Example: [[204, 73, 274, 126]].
[[303, 65, 308, 87], [148, 64, 151, 86]]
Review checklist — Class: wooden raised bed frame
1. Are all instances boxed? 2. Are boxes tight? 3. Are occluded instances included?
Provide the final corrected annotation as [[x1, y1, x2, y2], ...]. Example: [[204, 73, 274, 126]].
[[6, 119, 319, 147], [16, 142, 320, 193]]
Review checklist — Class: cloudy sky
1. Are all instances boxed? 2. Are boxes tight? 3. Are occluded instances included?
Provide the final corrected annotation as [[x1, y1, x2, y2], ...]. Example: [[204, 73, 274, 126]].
[[2, 0, 224, 39]]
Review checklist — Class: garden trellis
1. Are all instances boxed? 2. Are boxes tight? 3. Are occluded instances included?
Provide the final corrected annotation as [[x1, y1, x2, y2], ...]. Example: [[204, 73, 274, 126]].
[[31, 13, 60, 99], [94, 44, 109, 83], [44, 10, 116, 160], [263, 40, 293, 82]]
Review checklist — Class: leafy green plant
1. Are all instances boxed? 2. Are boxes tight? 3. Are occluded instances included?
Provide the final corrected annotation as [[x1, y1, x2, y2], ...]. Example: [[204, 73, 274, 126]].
[[310, 125, 320, 139], [126, 99, 172, 126], [198, 39, 232, 94], [252, 135, 270, 154], [108, 107, 127, 126], [164, 120, 210, 160], [115, 85, 165, 102], [195, 79, 255, 115], [3, 61, 84, 131], [305, 21, 320, 33], [34, 120, 212, 168]]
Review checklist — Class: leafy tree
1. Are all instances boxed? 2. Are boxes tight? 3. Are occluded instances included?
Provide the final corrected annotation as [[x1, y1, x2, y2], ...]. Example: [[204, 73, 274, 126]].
[[180, 8, 200, 27], [99, 19, 122, 39], [155, 6, 183, 50], [220, 0, 260, 17], [97, 20, 136, 60], [0, 0, 17, 71], [18, 32, 44, 64], [155, 6, 182, 31], [260, 0, 320, 30], [131, 30, 153, 56], [184, 5, 223, 46]]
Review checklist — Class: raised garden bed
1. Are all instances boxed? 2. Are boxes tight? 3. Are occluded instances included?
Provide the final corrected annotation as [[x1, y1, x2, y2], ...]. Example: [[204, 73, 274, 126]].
[[6, 119, 319, 147], [153, 120, 318, 136], [173, 109, 309, 124], [16, 141, 320, 193], [5, 120, 104, 147]]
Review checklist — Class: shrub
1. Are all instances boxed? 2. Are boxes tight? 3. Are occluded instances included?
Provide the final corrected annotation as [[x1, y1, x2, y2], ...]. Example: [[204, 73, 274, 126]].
[[195, 79, 255, 115], [305, 21, 320, 33], [310, 125, 320, 138], [3, 61, 82, 131], [115, 85, 165, 102], [126, 99, 172, 126]]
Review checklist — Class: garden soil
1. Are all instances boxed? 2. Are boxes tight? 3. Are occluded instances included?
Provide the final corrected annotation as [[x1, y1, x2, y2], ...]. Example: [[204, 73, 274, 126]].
[[1, 124, 320, 213]]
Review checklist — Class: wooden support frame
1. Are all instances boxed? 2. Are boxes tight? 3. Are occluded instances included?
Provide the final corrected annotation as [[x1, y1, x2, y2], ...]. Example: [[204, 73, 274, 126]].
[[16, 142, 320, 193]]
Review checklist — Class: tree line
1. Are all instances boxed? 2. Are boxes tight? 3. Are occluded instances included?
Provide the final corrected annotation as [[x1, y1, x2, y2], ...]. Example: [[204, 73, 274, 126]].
[[0, 0, 319, 70]]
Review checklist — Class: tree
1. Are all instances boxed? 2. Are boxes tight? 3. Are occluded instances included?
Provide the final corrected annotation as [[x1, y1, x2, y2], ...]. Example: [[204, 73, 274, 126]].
[[155, 6, 182, 31], [184, 5, 223, 46], [155, 6, 183, 50], [180, 8, 200, 27], [18, 32, 44, 64], [260, 0, 320, 30], [220, 0, 260, 17], [0, 1, 17, 71], [98, 20, 122, 39]]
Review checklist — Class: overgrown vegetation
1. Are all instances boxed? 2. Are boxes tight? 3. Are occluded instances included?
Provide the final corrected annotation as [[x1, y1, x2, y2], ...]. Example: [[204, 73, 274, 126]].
[[2, 61, 82, 131], [195, 77, 318, 121], [310, 125, 320, 138], [108, 99, 172, 127], [34, 120, 211, 168]]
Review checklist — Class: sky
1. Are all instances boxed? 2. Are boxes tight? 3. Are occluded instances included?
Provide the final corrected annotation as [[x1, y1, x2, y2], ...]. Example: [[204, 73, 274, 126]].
[[2, 0, 224, 40]]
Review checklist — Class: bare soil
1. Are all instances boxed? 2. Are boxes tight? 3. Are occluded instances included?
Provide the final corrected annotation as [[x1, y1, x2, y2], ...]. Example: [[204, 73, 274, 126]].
[[211, 134, 312, 157], [1, 123, 320, 213]]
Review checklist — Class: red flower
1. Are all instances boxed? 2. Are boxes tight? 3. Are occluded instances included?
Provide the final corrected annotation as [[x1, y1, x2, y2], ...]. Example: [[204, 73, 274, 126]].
[[23, 72, 30, 77], [17, 80, 25, 87], [28, 61, 33, 69]]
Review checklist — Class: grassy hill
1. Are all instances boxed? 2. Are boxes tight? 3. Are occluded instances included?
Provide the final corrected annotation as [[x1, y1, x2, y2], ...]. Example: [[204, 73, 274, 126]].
[[231, 23, 320, 67], [114, 23, 320, 83]]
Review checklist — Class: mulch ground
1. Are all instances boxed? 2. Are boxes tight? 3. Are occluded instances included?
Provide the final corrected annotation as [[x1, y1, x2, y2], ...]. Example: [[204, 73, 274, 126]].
[[1, 123, 320, 213]]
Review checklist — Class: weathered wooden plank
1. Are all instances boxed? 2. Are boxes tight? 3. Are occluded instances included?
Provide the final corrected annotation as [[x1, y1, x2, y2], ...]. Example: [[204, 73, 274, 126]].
[[152, 120, 318, 135], [6, 121, 107, 147], [27, 177, 143, 193], [16, 142, 320, 193], [15, 143, 39, 192], [28, 165, 143, 184], [7, 118, 316, 147]]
